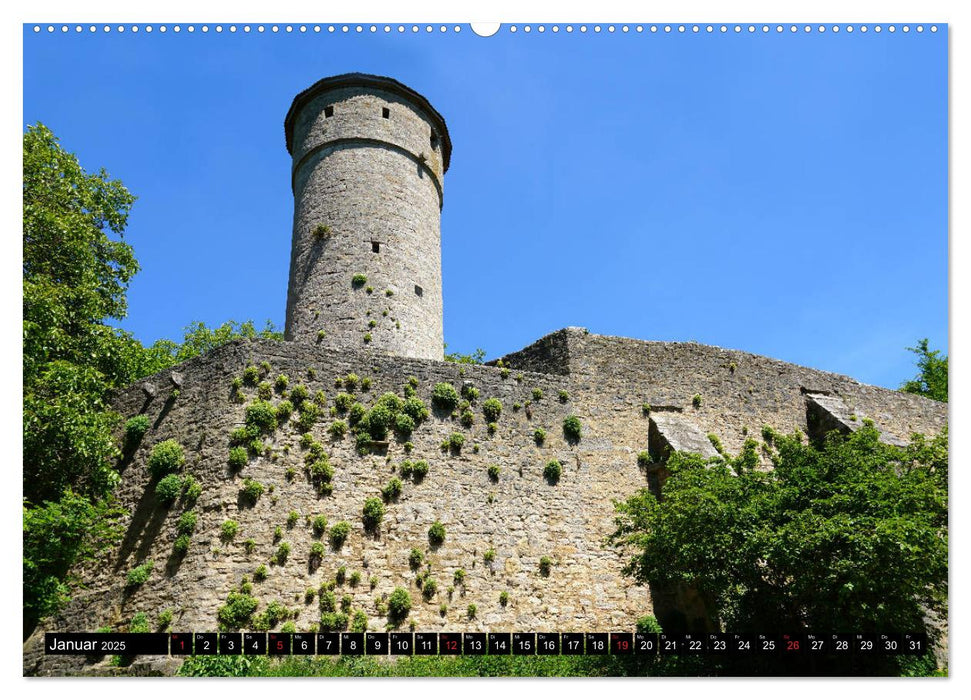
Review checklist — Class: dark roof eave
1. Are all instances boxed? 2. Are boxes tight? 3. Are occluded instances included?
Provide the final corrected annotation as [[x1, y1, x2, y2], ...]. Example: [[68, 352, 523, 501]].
[[284, 72, 452, 172]]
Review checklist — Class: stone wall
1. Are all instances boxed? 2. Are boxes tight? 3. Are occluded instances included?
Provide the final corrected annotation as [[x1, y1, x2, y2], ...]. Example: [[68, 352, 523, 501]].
[[23, 330, 947, 675], [501, 328, 947, 458], [25, 338, 653, 674]]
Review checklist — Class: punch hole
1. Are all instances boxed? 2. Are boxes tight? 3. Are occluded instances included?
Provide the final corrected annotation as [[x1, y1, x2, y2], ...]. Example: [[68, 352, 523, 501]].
[[471, 23, 501, 37]]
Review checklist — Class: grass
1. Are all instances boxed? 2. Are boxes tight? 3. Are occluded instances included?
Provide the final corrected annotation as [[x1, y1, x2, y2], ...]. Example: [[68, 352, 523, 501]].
[[177, 654, 758, 677]]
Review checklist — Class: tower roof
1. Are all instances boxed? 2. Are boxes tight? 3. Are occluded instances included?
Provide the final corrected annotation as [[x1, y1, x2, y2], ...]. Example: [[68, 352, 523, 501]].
[[284, 72, 452, 172]]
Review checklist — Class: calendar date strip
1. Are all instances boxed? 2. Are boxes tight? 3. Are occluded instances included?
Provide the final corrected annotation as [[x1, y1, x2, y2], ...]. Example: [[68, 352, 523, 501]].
[[46, 631, 929, 656]]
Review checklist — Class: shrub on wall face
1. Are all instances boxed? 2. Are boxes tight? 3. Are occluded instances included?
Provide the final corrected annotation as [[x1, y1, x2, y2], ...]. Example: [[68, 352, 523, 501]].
[[362, 497, 385, 532], [147, 439, 185, 478], [388, 587, 412, 623], [562, 415, 582, 442], [428, 521, 446, 545], [431, 382, 459, 410], [482, 398, 502, 422], [155, 474, 183, 505]]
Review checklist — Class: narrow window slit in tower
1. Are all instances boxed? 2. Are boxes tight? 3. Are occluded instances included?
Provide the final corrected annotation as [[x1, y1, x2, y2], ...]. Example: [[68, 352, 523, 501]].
[[324, 105, 334, 118], [414, 285, 423, 297], [382, 107, 390, 119], [430, 133, 439, 149], [372, 241, 381, 253]]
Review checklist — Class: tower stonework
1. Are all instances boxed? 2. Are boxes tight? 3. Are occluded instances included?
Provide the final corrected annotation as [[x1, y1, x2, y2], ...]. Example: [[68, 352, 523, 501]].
[[283, 73, 451, 360]]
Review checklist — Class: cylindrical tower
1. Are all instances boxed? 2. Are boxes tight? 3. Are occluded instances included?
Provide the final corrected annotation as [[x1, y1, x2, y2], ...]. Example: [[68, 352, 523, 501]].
[[283, 73, 451, 360]]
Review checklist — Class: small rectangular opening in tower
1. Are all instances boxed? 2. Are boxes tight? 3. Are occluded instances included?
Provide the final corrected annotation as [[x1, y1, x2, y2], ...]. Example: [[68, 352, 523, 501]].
[[430, 133, 439, 149], [324, 105, 334, 118], [382, 107, 390, 119], [372, 241, 381, 253], [414, 285, 423, 297]]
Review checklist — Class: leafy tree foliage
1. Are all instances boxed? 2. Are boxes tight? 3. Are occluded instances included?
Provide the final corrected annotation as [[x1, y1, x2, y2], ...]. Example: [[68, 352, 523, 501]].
[[22, 125, 283, 637], [443, 344, 486, 364], [901, 338, 948, 402], [611, 425, 947, 640]]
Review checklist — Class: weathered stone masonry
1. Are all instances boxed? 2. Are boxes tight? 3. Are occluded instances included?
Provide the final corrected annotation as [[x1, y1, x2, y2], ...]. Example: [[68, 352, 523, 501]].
[[284, 74, 450, 360]]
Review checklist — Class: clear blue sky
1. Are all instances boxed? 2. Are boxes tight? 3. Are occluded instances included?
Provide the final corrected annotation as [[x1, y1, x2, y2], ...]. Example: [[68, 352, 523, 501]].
[[23, 24, 948, 389]]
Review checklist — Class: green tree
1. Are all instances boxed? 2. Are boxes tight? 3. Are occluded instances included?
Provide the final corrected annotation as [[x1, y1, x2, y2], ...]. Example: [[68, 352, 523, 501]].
[[901, 338, 948, 402], [22, 125, 283, 637], [611, 425, 947, 644], [443, 344, 486, 364]]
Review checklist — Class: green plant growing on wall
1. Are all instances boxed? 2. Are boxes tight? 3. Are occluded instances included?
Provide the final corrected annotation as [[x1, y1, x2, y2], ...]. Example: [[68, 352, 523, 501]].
[[467, 603, 477, 620], [422, 577, 437, 600], [487, 464, 501, 482], [290, 384, 309, 404], [460, 409, 474, 428], [242, 365, 260, 386], [461, 384, 480, 403], [531, 388, 543, 400], [351, 274, 367, 287], [148, 439, 185, 478], [453, 569, 466, 586], [254, 564, 268, 581], [312, 515, 327, 537], [177, 510, 197, 536], [126, 560, 154, 587], [155, 474, 183, 506], [445, 432, 465, 453], [328, 420, 348, 441], [636, 615, 663, 633], [334, 392, 354, 413], [217, 591, 259, 630], [349, 571, 362, 587], [402, 397, 429, 423], [287, 510, 300, 528], [275, 541, 291, 565], [483, 548, 496, 565], [313, 224, 331, 239], [221, 519, 239, 541], [329, 521, 350, 549], [394, 413, 415, 438], [243, 538, 256, 555], [499, 591, 509, 606], [707, 433, 726, 456], [408, 548, 424, 570], [362, 497, 385, 533], [228, 447, 248, 471], [637, 451, 652, 468], [431, 382, 460, 411], [544, 459, 562, 484], [157, 609, 173, 631], [562, 415, 582, 443], [273, 526, 283, 542], [481, 397, 502, 422], [428, 521, 446, 546], [173, 534, 191, 555], [692, 394, 703, 408], [275, 399, 294, 423], [642, 403, 651, 416], [309, 542, 325, 570], [363, 333, 372, 344], [240, 478, 264, 505], [257, 381, 273, 401], [388, 587, 412, 624], [124, 414, 150, 451], [245, 401, 278, 434], [382, 477, 403, 502], [539, 556, 553, 577], [533, 428, 546, 446]]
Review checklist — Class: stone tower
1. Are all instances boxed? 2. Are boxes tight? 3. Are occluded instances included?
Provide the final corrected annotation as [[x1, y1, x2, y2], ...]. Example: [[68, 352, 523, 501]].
[[283, 73, 452, 360]]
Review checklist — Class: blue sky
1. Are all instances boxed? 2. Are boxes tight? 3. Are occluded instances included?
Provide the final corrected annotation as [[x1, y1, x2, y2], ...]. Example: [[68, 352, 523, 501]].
[[22, 23, 947, 389]]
